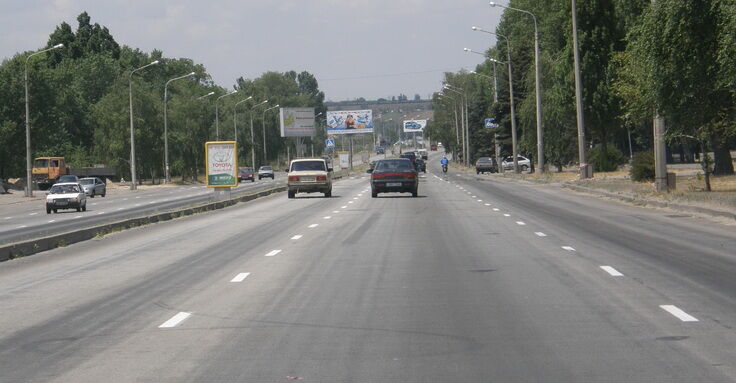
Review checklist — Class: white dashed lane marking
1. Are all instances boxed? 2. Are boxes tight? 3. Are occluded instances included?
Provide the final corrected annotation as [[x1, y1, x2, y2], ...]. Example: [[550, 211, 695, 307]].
[[493, 208, 500, 211], [29, 212, 38, 216], [534, 232, 547, 237], [323, 216, 332, 219], [230, 273, 251, 282], [660, 305, 699, 322], [600, 266, 624, 277], [308, 224, 318, 228], [291, 235, 303, 240], [503, 214, 511, 217], [265, 249, 282, 257], [516, 221, 526, 226], [562, 246, 576, 252], [158, 312, 192, 328]]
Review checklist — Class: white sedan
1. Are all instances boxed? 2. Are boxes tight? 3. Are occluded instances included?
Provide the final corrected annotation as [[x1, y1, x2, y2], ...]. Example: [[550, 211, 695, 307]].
[[46, 182, 87, 214]]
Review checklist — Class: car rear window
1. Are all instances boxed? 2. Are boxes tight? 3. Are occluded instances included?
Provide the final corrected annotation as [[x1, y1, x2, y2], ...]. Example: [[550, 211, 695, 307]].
[[261, 166, 272, 171], [375, 160, 413, 171], [80, 179, 94, 184], [291, 161, 326, 171]]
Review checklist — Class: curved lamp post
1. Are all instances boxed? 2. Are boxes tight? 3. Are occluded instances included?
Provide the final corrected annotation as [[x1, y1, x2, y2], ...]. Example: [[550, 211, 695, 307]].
[[24, 43, 64, 197], [129, 60, 160, 190], [490, 2, 544, 173], [163, 72, 195, 183], [261, 104, 279, 164]]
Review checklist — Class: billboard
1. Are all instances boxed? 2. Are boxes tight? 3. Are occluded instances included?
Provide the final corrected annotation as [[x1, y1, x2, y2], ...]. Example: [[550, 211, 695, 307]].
[[280, 107, 316, 137], [403, 119, 427, 133], [205, 141, 237, 188], [326, 110, 373, 135]]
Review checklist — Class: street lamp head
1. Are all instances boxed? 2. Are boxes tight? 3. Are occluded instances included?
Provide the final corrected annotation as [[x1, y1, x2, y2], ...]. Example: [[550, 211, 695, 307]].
[[245, 95, 253, 100], [188, 71, 195, 76], [490, 2, 497, 7], [150, 60, 160, 65], [53, 43, 64, 49], [463, 48, 470, 52], [471, 26, 477, 30], [470, 70, 477, 74]]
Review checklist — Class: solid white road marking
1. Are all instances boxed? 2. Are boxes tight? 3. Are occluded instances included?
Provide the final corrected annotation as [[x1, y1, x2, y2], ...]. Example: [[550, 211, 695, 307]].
[[230, 272, 251, 282], [291, 235, 303, 240], [308, 224, 318, 228], [503, 214, 511, 217], [74, 215, 82, 219], [97, 212, 105, 215], [516, 221, 526, 225], [562, 246, 576, 252], [265, 249, 282, 257], [17, 225, 27, 229], [48, 220, 55, 223], [323, 216, 332, 219], [158, 312, 192, 328], [29, 212, 38, 216], [534, 232, 547, 237], [660, 305, 699, 322], [600, 266, 624, 277]]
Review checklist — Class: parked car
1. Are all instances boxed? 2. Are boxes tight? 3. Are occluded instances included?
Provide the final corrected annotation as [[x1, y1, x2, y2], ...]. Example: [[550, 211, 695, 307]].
[[369, 158, 418, 198], [258, 166, 275, 180], [415, 158, 427, 173], [417, 149, 428, 160], [475, 157, 498, 174], [502, 155, 531, 171], [430, 143, 438, 151], [375, 146, 385, 154], [79, 177, 106, 197], [46, 182, 87, 213], [57, 175, 79, 183], [238, 167, 255, 182], [399, 152, 417, 166], [287, 159, 332, 198]]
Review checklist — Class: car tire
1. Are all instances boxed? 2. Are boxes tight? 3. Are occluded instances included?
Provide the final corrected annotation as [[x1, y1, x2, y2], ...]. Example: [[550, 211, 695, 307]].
[[288, 191, 295, 199], [82, 204, 86, 212], [46, 208, 51, 214], [521, 165, 529, 171], [324, 189, 332, 198], [412, 189, 418, 197], [101, 191, 105, 197], [53, 209, 57, 214], [90, 191, 95, 198], [251, 179, 255, 183], [372, 190, 378, 198], [76, 206, 81, 212]]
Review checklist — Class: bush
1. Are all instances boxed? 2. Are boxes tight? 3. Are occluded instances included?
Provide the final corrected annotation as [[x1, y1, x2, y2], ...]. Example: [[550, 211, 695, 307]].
[[589, 145, 626, 172], [630, 151, 655, 182]]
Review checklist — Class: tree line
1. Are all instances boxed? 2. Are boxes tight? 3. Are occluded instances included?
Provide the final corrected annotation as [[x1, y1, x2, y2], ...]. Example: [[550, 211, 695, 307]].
[[428, 0, 735, 176], [0, 12, 326, 182]]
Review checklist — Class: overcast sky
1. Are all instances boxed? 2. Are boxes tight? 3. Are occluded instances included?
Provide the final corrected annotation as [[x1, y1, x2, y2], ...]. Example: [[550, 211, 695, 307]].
[[1, 0, 504, 101]]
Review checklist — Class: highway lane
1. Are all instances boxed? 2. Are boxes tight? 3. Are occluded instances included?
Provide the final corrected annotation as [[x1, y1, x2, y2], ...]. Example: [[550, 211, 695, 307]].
[[0, 176, 284, 245], [0, 166, 735, 381]]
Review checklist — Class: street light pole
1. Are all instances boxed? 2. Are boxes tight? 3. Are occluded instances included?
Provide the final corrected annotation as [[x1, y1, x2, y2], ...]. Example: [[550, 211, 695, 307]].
[[437, 94, 460, 160], [262, 104, 280, 164], [249, 100, 268, 167], [215, 90, 237, 140], [129, 60, 160, 190], [491, 2, 544, 173], [234, 96, 254, 165], [163, 72, 195, 183], [24, 43, 64, 197], [444, 85, 467, 166]]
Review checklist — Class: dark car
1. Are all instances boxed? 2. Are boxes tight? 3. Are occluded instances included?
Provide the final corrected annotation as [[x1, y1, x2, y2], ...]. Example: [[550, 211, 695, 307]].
[[58, 175, 79, 183], [430, 143, 438, 151], [238, 167, 255, 182], [399, 152, 417, 166], [368, 158, 418, 198], [415, 158, 426, 173], [475, 157, 498, 174], [375, 146, 385, 154]]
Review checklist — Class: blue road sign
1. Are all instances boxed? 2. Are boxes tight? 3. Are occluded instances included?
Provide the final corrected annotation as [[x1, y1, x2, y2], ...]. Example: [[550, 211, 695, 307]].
[[485, 118, 499, 129], [325, 139, 335, 148]]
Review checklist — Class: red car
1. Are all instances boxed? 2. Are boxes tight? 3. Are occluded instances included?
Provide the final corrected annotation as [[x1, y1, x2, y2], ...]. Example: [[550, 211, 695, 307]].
[[430, 144, 438, 151], [369, 158, 418, 198], [238, 167, 255, 182]]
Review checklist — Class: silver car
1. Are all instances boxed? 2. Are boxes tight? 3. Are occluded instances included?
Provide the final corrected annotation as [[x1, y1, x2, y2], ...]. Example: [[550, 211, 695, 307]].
[[79, 177, 106, 197], [46, 182, 87, 213], [258, 166, 275, 180]]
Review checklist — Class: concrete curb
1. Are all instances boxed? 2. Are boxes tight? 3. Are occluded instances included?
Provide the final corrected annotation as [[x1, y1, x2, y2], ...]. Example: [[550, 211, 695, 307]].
[[561, 183, 736, 221], [0, 185, 287, 262]]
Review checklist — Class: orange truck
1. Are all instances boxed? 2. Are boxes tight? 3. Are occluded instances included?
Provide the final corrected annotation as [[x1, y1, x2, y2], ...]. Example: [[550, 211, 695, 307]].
[[32, 157, 115, 190]]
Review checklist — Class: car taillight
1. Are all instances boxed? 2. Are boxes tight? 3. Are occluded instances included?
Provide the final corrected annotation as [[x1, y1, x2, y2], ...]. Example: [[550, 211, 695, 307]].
[[404, 173, 416, 179], [288, 176, 299, 182], [316, 175, 327, 181]]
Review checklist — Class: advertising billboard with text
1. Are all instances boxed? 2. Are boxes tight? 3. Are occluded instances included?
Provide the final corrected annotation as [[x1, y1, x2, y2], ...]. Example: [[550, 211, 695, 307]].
[[205, 141, 237, 188], [326, 110, 373, 135], [279, 107, 316, 137], [403, 119, 427, 133]]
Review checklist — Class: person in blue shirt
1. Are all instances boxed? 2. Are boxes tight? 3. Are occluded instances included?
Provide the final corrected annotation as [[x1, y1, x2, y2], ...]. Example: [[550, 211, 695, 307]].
[[440, 156, 449, 166]]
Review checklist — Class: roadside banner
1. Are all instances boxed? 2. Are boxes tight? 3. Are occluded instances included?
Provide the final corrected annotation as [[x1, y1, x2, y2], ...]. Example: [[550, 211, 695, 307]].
[[280, 107, 316, 137], [205, 141, 237, 188], [338, 151, 350, 168], [403, 119, 427, 133], [326, 110, 373, 135]]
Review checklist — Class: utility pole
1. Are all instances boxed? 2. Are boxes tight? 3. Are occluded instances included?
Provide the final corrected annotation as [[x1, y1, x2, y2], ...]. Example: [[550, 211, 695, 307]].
[[571, 0, 589, 179], [652, 0, 668, 192]]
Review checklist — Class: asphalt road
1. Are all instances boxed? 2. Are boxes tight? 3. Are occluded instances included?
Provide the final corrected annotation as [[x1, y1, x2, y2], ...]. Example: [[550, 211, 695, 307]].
[[0, 175, 284, 245], [1, 158, 735, 382]]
